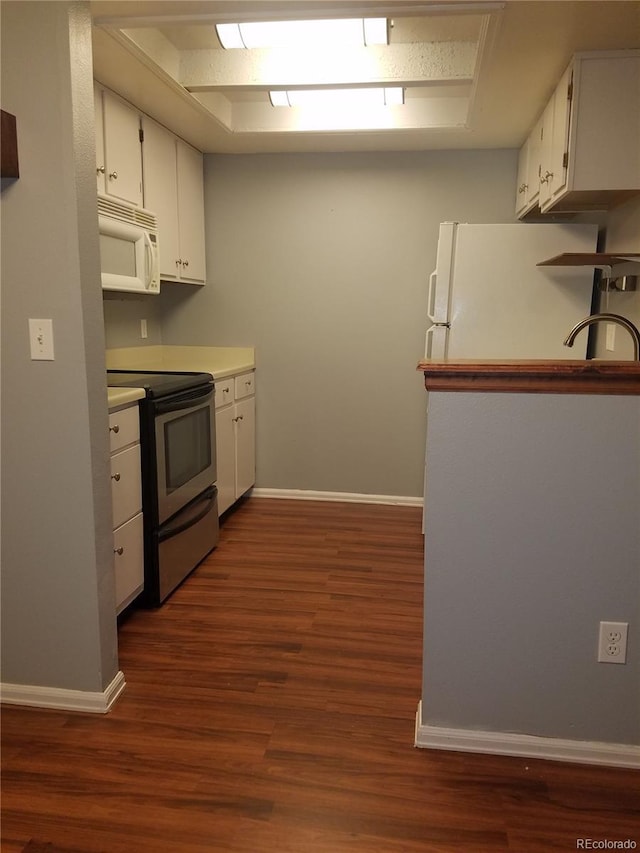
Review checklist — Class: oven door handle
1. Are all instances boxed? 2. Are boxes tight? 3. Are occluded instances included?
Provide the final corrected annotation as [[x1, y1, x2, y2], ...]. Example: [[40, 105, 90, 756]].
[[154, 386, 213, 415], [158, 487, 217, 542]]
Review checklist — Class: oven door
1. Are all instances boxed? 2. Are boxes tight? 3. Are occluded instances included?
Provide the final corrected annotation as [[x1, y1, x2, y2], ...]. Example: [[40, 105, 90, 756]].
[[154, 384, 216, 524]]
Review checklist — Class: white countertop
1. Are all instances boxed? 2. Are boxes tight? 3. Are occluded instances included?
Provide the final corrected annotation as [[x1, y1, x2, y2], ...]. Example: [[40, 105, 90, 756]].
[[107, 387, 146, 410], [106, 346, 255, 380]]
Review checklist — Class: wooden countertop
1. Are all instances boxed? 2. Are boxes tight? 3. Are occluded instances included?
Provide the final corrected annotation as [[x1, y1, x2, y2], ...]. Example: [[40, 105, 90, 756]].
[[417, 359, 640, 394]]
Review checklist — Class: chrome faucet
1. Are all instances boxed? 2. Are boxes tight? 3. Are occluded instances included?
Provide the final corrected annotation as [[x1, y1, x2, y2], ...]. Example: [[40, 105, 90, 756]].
[[563, 313, 640, 361]]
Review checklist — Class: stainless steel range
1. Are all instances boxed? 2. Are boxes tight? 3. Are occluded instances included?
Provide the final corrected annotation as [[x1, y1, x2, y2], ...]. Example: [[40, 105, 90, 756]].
[[107, 370, 219, 606]]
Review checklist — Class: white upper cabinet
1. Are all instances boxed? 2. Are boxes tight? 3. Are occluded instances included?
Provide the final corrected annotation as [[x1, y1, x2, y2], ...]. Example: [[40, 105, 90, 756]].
[[539, 64, 572, 210], [176, 140, 206, 284], [515, 115, 542, 217], [94, 83, 143, 207], [517, 50, 640, 218], [142, 117, 206, 285]]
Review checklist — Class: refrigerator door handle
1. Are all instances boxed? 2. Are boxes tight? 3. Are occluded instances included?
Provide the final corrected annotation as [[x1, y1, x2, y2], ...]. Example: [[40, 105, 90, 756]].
[[425, 322, 450, 358], [427, 270, 438, 323]]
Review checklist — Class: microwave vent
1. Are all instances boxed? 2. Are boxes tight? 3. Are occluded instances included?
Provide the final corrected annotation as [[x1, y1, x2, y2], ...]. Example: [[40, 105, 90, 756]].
[[97, 194, 157, 231]]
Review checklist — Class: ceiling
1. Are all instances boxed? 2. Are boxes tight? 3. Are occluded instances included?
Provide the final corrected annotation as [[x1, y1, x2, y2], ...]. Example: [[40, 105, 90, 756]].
[[90, 1, 640, 154]]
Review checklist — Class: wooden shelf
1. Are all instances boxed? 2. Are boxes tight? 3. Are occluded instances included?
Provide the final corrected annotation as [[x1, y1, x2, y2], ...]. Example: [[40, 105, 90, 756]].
[[538, 252, 640, 267]]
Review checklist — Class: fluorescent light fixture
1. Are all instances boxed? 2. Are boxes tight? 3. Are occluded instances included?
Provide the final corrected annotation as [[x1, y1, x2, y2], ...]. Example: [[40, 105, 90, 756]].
[[216, 18, 388, 49], [269, 88, 405, 108]]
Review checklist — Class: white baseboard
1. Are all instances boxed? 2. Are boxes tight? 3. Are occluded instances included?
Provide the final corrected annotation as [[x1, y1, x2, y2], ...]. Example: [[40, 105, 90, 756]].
[[250, 488, 423, 508], [1, 670, 126, 714], [414, 703, 640, 768]]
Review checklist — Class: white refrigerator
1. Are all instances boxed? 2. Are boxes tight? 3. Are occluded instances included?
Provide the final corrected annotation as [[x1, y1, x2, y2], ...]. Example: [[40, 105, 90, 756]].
[[425, 222, 599, 360]]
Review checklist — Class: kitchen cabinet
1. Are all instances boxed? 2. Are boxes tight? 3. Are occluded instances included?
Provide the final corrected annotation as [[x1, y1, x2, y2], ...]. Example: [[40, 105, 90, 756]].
[[514, 115, 542, 217], [94, 83, 143, 207], [538, 64, 573, 211], [517, 50, 640, 218], [215, 371, 256, 515], [141, 116, 206, 285], [109, 403, 144, 614]]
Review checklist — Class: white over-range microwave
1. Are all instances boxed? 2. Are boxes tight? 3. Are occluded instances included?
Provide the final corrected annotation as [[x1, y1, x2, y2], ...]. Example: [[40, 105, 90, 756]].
[[98, 194, 160, 295]]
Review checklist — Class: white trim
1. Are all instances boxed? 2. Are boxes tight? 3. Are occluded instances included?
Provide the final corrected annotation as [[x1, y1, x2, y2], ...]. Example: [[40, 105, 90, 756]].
[[250, 488, 423, 507], [0, 670, 126, 714], [414, 702, 640, 769]]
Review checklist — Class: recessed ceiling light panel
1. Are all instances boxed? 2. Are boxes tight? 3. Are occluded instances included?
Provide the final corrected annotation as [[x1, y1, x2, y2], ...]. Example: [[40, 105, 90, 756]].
[[216, 18, 388, 50], [268, 87, 404, 108]]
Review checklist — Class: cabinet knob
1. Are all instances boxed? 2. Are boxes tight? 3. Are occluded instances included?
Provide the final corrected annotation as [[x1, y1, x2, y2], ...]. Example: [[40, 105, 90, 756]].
[[111, 472, 121, 482], [109, 424, 120, 434], [108, 171, 118, 180], [114, 546, 124, 556], [96, 165, 105, 175]]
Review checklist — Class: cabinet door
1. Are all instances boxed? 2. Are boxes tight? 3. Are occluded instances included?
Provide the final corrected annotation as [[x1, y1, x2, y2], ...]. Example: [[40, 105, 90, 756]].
[[515, 138, 530, 217], [111, 444, 142, 528], [94, 83, 106, 195], [215, 405, 236, 515], [102, 89, 143, 206], [114, 511, 144, 614], [526, 114, 542, 210], [177, 140, 206, 284], [538, 97, 555, 208], [235, 396, 256, 500], [545, 65, 572, 206], [142, 117, 180, 280]]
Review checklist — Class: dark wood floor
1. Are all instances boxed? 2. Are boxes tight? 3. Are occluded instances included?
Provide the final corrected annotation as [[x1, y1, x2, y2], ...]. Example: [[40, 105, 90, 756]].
[[2, 498, 639, 853]]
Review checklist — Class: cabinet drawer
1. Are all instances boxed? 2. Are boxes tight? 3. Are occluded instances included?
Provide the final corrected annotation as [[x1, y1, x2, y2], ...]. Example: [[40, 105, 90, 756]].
[[113, 511, 144, 614], [215, 379, 235, 410], [111, 444, 142, 528], [234, 372, 255, 400], [108, 405, 140, 452]]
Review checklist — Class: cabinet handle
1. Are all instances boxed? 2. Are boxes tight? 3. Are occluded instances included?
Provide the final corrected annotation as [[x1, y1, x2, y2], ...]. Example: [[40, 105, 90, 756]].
[[114, 546, 124, 556], [109, 424, 120, 434], [183, 260, 189, 267], [541, 170, 553, 183], [111, 472, 121, 482], [108, 171, 118, 180], [176, 259, 182, 268], [232, 415, 244, 423], [518, 183, 528, 194], [96, 165, 105, 175], [245, 380, 252, 387]]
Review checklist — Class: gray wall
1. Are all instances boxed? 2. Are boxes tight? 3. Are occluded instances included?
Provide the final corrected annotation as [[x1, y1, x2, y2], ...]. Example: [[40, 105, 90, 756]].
[[423, 392, 640, 745], [159, 150, 519, 497], [1, 2, 118, 692], [593, 196, 640, 360]]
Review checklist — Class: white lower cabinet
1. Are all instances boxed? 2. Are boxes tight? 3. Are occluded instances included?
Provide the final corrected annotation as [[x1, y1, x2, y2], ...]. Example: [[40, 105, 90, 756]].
[[108, 404, 144, 614], [215, 371, 256, 516]]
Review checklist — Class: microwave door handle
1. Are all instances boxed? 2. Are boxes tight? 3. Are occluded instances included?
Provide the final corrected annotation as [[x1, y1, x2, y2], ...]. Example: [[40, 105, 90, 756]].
[[143, 231, 157, 289]]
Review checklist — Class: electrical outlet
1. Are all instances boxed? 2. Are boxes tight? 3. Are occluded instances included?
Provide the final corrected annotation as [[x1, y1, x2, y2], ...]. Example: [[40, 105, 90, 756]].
[[606, 323, 616, 351], [597, 621, 628, 664]]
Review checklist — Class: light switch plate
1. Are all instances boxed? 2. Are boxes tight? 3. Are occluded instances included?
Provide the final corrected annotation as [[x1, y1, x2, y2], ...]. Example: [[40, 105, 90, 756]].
[[29, 318, 55, 360]]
